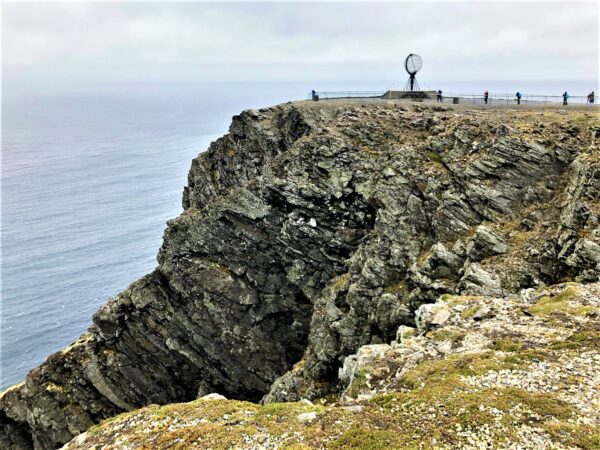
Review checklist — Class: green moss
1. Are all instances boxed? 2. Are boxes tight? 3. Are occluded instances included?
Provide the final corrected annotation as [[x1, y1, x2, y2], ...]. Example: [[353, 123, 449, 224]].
[[440, 293, 453, 301], [431, 329, 465, 344], [384, 281, 408, 295], [331, 273, 350, 291], [550, 330, 600, 350], [502, 349, 547, 365], [402, 348, 550, 395], [87, 408, 143, 436], [443, 295, 480, 307], [330, 428, 408, 449], [257, 401, 323, 418], [528, 287, 596, 317], [83, 360, 578, 450], [460, 305, 481, 320], [544, 421, 600, 449], [426, 151, 443, 164], [401, 327, 417, 339], [348, 368, 371, 398], [402, 352, 504, 389], [156, 422, 258, 449], [491, 338, 523, 352], [371, 385, 573, 447]]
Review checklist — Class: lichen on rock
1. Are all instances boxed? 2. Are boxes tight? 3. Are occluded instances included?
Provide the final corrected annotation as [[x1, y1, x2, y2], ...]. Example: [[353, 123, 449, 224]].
[[62, 282, 600, 449]]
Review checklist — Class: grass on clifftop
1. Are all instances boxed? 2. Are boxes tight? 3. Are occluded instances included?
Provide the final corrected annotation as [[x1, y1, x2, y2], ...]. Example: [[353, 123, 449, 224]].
[[528, 287, 598, 318], [73, 344, 598, 450]]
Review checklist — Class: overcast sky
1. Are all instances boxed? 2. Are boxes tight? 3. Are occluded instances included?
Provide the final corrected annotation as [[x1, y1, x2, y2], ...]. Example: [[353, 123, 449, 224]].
[[2, 1, 599, 86]]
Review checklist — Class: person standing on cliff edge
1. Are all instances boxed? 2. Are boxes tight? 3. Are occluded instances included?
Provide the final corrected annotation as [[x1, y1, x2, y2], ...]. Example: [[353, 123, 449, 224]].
[[437, 90, 443, 102], [563, 91, 569, 106], [484, 91, 489, 104], [516, 92, 522, 105]]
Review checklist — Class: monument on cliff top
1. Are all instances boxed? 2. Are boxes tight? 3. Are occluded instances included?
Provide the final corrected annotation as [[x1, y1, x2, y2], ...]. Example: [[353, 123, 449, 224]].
[[383, 52, 436, 100], [403, 53, 423, 91]]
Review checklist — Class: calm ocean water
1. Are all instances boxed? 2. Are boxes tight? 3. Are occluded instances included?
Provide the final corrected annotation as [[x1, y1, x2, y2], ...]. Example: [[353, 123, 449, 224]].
[[1, 79, 597, 390]]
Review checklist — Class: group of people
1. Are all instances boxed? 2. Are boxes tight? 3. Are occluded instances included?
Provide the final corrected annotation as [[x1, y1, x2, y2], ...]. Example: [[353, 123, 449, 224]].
[[435, 89, 595, 106], [313, 89, 595, 105], [515, 90, 597, 106]]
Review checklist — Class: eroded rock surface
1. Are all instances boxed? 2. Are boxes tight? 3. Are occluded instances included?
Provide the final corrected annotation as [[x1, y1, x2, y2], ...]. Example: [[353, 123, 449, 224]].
[[62, 282, 600, 449], [1, 101, 599, 449]]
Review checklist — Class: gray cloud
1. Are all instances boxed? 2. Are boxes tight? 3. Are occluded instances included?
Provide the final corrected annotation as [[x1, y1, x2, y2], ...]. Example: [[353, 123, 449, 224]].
[[2, 2, 598, 84]]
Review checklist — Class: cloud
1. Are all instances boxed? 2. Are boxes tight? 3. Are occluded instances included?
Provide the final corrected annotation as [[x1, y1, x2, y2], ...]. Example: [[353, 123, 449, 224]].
[[2, 2, 598, 84]]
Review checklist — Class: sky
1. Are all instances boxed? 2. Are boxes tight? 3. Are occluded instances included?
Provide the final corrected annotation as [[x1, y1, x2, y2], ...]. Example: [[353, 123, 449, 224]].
[[2, 1, 599, 87]]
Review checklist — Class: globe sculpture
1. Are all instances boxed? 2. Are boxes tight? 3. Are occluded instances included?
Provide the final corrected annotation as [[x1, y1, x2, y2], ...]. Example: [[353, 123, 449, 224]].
[[403, 53, 423, 91]]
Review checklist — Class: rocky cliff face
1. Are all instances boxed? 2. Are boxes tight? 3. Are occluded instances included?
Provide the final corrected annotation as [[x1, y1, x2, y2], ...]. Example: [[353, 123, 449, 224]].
[[1, 101, 598, 449], [61, 282, 600, 449]]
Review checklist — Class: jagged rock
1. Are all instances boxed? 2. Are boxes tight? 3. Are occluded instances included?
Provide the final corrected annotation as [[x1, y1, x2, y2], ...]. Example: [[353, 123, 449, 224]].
[[565, 239, 600, 281], [466, 225, 508, 261], [60, 281, 600, 449], [459, 262, 503, 297], [414, 303, 437, 332], [2, 102, 599, 449]]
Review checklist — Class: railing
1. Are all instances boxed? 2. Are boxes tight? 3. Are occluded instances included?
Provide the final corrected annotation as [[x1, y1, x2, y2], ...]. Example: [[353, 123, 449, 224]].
[[308, 91, 594, 105], [441, 92, 591, 106], [308, 91, 386, 100]]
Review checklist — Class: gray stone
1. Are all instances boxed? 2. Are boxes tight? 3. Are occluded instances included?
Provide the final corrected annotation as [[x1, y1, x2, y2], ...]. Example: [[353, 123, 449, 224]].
[[415, 303, 437, 332], [296, 412, 318, 423], [431, 309, 451, 326], [341, 405, 364, 413], [459, 263, 503, 297], [396, 325, 417, 343], [471, 306, 491, 321], [466, 225, 508, 261], [198, 393, 227, 401]]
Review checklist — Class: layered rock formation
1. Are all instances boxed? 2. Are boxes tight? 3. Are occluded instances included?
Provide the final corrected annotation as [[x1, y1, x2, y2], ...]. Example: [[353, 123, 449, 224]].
[[1, 101, 599, 449], [62, 282, 600, 449]]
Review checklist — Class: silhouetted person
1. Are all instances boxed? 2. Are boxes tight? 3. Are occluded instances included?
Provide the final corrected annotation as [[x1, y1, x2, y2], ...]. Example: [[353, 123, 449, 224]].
[[562, 91, 569, 106], [484, 91, 489, 104], [588, 91, 595, 104], [311, 90, 319, 101], [437, 90, 443, 102], [516, 92, 522, 105]]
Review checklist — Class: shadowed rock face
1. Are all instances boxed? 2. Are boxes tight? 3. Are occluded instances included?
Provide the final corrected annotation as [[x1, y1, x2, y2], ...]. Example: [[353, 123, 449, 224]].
[[1, 101, 598, 449]]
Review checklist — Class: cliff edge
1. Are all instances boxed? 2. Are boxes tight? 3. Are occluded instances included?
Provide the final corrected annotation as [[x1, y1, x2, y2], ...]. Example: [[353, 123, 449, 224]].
[[1, 101, 599, 449], [63, 282, 600, 449]]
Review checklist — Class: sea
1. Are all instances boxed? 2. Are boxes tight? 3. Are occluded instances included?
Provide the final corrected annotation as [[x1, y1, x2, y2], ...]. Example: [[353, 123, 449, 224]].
[[1, 79, 597, 390]]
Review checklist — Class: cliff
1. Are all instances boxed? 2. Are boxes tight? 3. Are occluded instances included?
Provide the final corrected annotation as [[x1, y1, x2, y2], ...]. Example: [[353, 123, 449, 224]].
[[62, 282, 600, 449], [1, 100, 599, 449]]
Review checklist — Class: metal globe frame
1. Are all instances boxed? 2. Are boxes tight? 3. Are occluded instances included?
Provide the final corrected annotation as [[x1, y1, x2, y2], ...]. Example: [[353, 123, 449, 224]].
[[403, 53, 423, 91]]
